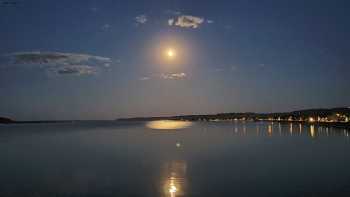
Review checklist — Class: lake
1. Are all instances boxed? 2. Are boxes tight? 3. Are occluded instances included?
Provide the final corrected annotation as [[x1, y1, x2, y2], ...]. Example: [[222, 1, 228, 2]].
[[0, 121, 350, 197]]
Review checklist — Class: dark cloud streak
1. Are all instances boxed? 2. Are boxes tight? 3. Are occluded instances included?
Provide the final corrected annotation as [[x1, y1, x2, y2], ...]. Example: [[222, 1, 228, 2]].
[[3, 51, 111, 76]]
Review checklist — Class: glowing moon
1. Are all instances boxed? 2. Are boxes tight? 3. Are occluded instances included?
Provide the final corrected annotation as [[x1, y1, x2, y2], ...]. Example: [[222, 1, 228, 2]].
[[166, 48, 176, 59]]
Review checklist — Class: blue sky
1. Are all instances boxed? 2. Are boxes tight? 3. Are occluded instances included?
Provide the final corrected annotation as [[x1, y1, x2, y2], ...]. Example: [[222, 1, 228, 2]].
[[0, 0, 349, 120]]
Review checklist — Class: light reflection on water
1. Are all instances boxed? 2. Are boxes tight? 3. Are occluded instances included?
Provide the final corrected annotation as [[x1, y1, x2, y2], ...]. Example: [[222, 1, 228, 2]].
[[230, 122, 350, 142], [233, 122, 349, 138], [310, 125, 315, 138], [268, 124, 272, 136], [146, 120, 193, 130], [162, 161, 187, 197]]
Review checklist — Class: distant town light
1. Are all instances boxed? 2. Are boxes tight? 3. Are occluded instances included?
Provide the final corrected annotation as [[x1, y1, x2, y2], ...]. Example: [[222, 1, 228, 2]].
[[308, 117, 315, 122]]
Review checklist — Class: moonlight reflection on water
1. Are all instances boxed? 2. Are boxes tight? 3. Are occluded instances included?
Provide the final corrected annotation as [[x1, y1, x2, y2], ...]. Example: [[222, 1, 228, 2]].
[[162, 161, 187, 197], [146, 120, 193, 130]]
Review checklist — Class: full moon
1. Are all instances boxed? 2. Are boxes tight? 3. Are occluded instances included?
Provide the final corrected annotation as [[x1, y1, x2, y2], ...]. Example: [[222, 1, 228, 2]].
[[166, 48, 176, 59]]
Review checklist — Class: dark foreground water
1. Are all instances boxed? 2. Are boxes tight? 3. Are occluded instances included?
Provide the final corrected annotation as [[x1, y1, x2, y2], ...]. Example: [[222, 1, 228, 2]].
[[0, 121, 350, 197]]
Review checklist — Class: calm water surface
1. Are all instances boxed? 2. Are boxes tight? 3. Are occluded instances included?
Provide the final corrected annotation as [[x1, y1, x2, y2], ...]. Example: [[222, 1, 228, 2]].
[[0, 121, 350, 197]]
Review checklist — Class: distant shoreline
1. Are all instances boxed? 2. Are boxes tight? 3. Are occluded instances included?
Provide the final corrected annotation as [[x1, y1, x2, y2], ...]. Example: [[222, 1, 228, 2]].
[[117, 107, 350, 129], [1, 107, 350, 129], [116, 119, 350, 130], [0, 120, 90, 125]]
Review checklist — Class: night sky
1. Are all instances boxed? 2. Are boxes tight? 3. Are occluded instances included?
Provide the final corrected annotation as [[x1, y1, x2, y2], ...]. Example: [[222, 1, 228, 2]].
[[0, 0, 349, 120]]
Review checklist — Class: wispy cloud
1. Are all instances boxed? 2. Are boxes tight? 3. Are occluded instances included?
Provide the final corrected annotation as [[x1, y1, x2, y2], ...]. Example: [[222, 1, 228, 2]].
[[168, 18, 174, 26], [4, 51, 112, 76], [102, 24, 111, 30], [211, 66, 238, 73], [161, 72, 187, 79], [207, 19, 214, 24], [135, 14, 147, 25], [168, 15, 204, 28], [8, 51, 111, 65], [139, 77, 150, 81], [54, 65, 97, 75], [0, 0, 19, 7], [139, 73, 187, 81]]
